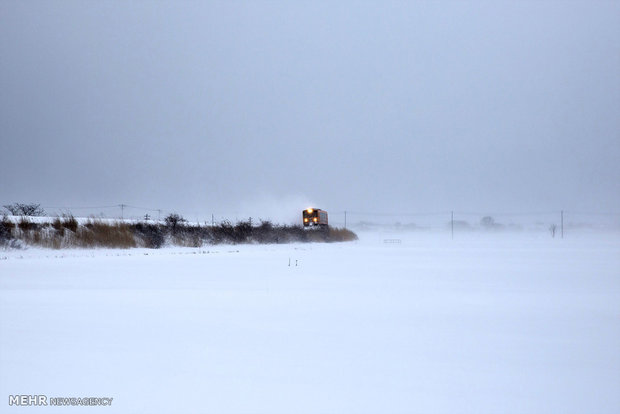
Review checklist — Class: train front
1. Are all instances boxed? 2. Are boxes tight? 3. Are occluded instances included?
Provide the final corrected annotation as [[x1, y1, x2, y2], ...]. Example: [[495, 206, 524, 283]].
[[302, 208, 327, 227]]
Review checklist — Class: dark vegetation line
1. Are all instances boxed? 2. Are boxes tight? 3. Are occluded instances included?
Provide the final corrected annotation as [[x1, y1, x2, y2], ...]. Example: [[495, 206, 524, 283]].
[[0, 214, 358, 249]]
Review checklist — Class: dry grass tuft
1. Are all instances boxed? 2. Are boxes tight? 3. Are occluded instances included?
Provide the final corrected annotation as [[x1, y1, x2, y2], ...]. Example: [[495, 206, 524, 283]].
[[75, 220, 136, 248], [52, 217, 64, 235], [18, 217, 37, 231], [1, 215, 15, 242], [62, 215, 78, 232], [327, 227, 359, 242]]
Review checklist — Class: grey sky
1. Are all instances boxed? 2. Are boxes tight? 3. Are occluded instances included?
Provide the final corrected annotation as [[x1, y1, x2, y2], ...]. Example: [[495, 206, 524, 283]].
[[1, 1, 619, 222]]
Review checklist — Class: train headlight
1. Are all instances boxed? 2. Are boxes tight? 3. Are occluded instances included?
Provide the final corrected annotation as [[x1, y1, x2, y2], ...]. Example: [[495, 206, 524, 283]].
[[307, 208, 313, 213], [313, 218, 318, 222], [304, 218, 308, 222]]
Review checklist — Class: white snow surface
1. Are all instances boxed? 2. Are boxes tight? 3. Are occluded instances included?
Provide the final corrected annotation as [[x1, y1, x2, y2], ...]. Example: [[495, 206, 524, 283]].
[[1, 232, 619, 413]]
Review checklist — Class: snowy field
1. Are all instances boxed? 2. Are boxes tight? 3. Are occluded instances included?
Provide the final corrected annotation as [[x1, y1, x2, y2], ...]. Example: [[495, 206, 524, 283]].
[[1, 231, 619, 413]]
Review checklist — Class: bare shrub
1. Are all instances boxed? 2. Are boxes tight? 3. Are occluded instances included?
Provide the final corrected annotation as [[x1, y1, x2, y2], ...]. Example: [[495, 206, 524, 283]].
[[253, 220, 279, 243], [4, 204, 20, 215], [133, 222, 165, 248], [3, 203, 45, 216], [177, 225, 209, 247], [305, 226, 329, 242], [165, 213, 186, 232], [211, 220, 235, 244], [172, 230, 202, 247], [233, 220, 253, 243], [273, 224, 307, 243]]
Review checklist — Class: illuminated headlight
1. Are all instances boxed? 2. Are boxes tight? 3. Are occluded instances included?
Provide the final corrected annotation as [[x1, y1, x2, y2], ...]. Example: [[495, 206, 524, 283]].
[[307, 208, 313, 214], [304, 218, 308, 222], [313, 218, 318, 222]]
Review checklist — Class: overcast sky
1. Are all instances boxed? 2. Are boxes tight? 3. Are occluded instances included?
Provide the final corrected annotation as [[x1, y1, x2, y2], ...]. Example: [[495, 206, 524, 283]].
[[1, 1, 618, 222]]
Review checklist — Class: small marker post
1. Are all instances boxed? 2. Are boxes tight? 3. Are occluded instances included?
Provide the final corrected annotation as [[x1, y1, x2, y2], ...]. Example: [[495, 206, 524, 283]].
[[451, 211, 454, 239]]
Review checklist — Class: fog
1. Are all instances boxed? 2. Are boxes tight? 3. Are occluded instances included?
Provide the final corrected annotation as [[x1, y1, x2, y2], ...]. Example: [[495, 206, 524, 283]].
[[1, 1, 618, 223]]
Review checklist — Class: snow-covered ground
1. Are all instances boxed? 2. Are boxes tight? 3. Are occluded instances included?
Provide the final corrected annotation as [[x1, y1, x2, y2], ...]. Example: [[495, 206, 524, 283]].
[[1, 231, 619, 413]]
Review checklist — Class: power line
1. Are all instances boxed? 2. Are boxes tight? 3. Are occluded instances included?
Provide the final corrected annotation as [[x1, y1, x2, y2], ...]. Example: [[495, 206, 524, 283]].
[[42, 204, 164, 213], [564, 211, 620, 216], [42, 205, 119, 210], [123, 204, 164, 212]]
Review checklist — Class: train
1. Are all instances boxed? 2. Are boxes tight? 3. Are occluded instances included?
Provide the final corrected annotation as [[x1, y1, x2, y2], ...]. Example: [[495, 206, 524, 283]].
[[302, 208, 328, 227]]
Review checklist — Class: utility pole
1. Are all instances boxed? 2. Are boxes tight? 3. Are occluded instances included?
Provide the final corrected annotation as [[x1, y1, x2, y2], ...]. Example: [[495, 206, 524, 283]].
[[344, 211, 347, 229], [451, 211, 454, 239], [157, 209, 161, 221], [120, 204, 126, 220], [561, 210, 564, 239], [212, 214, 214, 227]]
